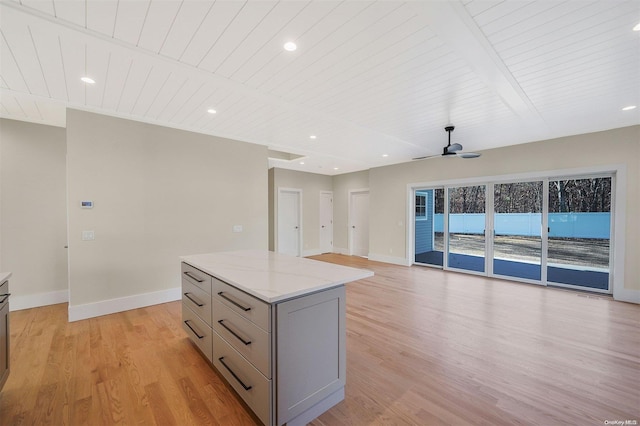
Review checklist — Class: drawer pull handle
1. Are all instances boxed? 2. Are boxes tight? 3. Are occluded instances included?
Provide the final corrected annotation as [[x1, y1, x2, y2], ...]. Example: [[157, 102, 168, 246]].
[[184, 271, 204, 283], [218, 357, 252, 391], [184, 292, 204, 307], [217, 292, 251, 312], [0, 293, 10, 304], [218, 320, 252, 346], [184, 320, 205, 339]]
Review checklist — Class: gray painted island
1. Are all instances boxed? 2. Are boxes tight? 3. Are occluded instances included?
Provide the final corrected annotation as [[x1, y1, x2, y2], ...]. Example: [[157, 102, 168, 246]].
[[179, 250, 373, 425], [0, 272, 12, 392]]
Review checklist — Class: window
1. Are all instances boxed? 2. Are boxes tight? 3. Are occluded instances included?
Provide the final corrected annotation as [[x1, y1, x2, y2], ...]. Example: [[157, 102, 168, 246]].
[[416, 194, 426, 218]]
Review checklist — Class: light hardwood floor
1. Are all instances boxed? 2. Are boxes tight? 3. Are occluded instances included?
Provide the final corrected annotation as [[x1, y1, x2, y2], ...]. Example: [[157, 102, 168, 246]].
[[1, 254, 638, 425]]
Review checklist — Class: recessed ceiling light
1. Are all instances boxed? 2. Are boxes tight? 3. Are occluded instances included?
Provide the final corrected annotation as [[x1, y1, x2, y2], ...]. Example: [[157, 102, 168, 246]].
[[80, 77, 95, 84], [622, 105, 637, 111], [284, 41, 297, 51], [207, 108, 217, 114], [633, 22, 640, 31], [299, 161, 305, 165], [309, 135, 316, 139], [333, 167, 339, 170], [382, 154, 388, 157]]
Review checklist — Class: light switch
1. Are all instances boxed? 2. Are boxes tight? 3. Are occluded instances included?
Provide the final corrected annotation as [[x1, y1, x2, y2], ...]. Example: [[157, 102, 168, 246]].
[[232, 225, 243, 233], [82, 230, 95, 241]]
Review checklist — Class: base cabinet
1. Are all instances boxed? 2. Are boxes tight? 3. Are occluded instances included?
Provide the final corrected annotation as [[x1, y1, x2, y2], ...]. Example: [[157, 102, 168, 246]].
[[0, 279, 10, 392], [276, 287, 345, 425], [181, 262, 346, 426]]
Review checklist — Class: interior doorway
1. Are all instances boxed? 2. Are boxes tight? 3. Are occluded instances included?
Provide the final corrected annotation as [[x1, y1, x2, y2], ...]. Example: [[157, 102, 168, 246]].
[[349, 190, 369, 257], [277, 188, 302, 257], [319, 191, 333, 254]]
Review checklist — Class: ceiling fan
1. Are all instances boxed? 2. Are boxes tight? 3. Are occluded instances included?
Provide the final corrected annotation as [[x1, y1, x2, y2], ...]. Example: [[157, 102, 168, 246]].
[[413, 125, 481, 160]]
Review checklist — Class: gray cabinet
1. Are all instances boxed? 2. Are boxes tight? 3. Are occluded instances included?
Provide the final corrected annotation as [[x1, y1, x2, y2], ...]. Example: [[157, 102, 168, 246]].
[[181, 263, 213, 362], [180, 262, 346, 426], [0, 279, 10, 392], [276, 286, 346, 425]]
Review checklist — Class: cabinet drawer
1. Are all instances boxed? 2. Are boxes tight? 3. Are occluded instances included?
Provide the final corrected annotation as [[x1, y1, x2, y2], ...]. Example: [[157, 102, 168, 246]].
[[212, 332, 271, 426], [182, 302, 213, 363], [212, 278, 270, 332], [0, 281, 7, 308], [181, 263, 212, 294], [0, 281, 8, 392], [182, 280, 212, 326], [213, 299, 271, 379]]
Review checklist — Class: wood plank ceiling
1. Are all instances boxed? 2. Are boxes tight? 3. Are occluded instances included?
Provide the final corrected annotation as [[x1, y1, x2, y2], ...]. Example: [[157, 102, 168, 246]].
[[1, 0, 639, 175]]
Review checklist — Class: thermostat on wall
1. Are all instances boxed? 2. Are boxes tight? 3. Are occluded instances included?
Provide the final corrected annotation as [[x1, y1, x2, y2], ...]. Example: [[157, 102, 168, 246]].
[[81, 201, 94, 209]]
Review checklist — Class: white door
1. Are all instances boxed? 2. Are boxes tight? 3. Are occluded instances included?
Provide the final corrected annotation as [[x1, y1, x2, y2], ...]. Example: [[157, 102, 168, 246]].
[[320, 192, 333, 253], [350, 190, 369, 257], [278, 189, 302, 256]]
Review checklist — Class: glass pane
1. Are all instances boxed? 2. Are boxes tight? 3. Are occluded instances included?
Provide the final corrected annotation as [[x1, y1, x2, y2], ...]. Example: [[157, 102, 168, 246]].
[[448, 185, 485, 272], [547, 177, 611, 290], [415, 189, 444, 266], [493, 182, 543, 281]]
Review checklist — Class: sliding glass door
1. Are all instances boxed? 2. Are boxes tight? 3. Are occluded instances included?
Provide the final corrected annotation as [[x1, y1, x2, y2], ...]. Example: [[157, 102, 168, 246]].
[[414, 189, 444, 266], [447, 185, 486, 273], [547, 177, 611, 291], [412, 173, 613, 294], [492, 181, 543, 281]]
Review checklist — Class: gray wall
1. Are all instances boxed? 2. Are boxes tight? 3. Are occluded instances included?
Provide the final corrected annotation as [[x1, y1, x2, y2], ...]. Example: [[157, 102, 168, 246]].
[[3, 113, 638, 314], [66, 109, 269, 308], [0, 118, 68, 309], [367, 125, 639, 293]]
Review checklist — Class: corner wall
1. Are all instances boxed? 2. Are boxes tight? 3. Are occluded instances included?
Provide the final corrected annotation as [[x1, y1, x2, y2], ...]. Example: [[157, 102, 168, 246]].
[[66, 110, 268, 320]]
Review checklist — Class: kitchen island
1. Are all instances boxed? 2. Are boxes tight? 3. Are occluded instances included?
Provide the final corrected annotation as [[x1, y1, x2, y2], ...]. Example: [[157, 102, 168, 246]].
[[0, 272, 11, 392], [179, 250, 373, 426]]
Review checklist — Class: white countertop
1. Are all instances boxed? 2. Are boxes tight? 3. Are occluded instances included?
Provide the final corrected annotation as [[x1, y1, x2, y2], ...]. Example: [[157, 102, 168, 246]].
[[180, 250, 373, 303], [0, 272, 11, 283]]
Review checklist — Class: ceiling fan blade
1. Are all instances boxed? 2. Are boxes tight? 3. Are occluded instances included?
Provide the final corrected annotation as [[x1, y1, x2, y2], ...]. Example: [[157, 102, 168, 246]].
[[457, 152, 481, 159], [448, 143, 463, 152], [412, 155, 438, 160]]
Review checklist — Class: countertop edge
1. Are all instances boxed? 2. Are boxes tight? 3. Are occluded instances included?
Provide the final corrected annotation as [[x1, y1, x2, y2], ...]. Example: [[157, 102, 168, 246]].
[[180, 252, 374, 304]]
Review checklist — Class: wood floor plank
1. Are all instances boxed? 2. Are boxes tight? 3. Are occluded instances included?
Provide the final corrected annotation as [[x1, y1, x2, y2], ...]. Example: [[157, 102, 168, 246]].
[[0, 254, 638, 425], [146, 381, 178, 425]]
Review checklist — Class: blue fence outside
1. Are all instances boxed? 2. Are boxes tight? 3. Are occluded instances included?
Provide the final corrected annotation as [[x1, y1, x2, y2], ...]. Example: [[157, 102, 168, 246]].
[[431, 212, 610, 239]]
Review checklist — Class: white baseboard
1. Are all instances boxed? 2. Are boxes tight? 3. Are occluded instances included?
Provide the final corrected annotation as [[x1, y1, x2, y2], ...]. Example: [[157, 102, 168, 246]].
[[332, 247, 349, 255], [68, 287, 182, 322], [368, 253, 411, 266], [9, 289, 69, 312], [302, 248, 324, 257]]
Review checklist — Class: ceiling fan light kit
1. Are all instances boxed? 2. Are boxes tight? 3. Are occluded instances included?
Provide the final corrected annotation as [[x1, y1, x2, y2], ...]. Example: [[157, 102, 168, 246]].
[[413, 124, 481, 161]]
